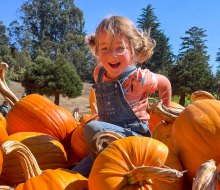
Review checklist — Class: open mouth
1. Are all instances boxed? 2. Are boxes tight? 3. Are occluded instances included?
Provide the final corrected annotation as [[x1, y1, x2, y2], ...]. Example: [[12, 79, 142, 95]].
[[109, 62, 120, 68]]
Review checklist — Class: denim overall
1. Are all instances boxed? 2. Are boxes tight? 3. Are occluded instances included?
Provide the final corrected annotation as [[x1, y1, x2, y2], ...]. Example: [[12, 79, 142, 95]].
[[72, 66, 151, 177], [94, 65, 151, 136]]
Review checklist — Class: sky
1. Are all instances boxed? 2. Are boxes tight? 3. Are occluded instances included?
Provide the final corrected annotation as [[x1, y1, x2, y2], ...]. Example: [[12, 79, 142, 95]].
[[0, 0, 219, 74]]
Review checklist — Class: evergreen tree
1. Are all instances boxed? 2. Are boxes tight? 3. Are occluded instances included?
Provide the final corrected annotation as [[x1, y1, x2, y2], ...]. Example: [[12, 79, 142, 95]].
[[0, 21, 18, 78], [0, 21, 9, 47], [215, 48, 220, 99], [8, 0, 94, 82], [170, 26, 214, 106], [137, 4, 174, 76], [22, 53, 82, 105]]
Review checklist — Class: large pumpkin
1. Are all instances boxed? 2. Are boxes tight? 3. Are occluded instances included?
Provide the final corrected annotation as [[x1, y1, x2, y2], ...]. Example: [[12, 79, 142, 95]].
[[172, 99, 220, 184], [6, 94, 78, 146], [89, 136, 183, 190], [0, 140, 88, 190], [0, 132, 68, 185]]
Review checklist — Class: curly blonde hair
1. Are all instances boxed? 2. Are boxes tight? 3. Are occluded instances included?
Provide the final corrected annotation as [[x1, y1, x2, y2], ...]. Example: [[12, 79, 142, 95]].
[[85, 15, 156, 64]]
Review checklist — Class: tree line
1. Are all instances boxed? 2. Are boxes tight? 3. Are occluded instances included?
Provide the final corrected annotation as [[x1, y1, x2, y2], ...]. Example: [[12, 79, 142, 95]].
[[0, 1, 219, 106]]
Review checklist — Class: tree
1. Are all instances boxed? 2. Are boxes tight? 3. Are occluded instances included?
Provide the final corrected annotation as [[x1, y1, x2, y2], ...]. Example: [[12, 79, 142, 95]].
[[0, 21, 17, 77], [170, 26, 214, 106], [9, 0, 94, 82], [0, 21, 9, 47], [215, 48, 220, 99], [22, 53, 82, 105], [137, 4, 174, 76]]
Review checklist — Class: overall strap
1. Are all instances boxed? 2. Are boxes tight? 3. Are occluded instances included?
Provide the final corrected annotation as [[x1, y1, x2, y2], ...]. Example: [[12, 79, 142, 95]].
[[97, 67, 106, 83], [119, 65, 137, 84], [97, 65, 137, 84]]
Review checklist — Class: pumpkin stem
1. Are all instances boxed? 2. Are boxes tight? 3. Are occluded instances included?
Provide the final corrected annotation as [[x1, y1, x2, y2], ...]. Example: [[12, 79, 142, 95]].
[[92, 131, 123, 156], [148, 101, 182, 123], [0, 140, 42, 180], [0, 62, 19, 106], [126, 165, 186, 185], [191, 90, 216, 101], [0, 185, 15, 190], [192, 159, 218, 190]]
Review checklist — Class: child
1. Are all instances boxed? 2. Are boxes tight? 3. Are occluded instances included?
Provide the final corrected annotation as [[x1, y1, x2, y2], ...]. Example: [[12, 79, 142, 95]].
[[0, 99, 11, 117], [72, 15, 172, 177]]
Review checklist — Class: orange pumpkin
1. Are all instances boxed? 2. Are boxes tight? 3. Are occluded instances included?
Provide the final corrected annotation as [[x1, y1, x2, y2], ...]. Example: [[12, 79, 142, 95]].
[[0, 113, 8, 143], [89, 88, 98, 114], [89, 136, 183, 190], [71, 124, 89, 161], [6, 94, 78, 146], [0, 114, 7, 175], [172, 99, 220, 184], [0, 140, 88, 190], [0, 132, 68, 185], [149, 101, 184, 131], [71, 114, 97, 161], [152, 121, 175, 152]]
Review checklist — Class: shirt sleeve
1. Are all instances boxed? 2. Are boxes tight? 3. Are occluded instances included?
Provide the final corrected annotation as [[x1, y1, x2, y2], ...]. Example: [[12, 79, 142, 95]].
[[137, 68, 158, 93]]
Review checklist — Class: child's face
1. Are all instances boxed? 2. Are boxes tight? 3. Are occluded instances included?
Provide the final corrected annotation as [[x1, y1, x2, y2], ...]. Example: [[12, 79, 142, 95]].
[[97, 31, 133, 79]]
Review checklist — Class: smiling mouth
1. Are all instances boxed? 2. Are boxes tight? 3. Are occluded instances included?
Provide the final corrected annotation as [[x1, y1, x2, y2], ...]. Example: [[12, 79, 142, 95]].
[[109, 62, 120, 68]]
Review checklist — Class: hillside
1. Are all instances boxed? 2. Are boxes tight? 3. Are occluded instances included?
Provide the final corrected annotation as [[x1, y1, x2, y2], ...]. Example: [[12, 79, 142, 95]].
[[0, 81, 93, 116]]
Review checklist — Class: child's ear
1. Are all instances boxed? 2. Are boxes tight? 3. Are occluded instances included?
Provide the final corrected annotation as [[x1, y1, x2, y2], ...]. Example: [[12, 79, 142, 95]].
[[85, 34, 96, 56]]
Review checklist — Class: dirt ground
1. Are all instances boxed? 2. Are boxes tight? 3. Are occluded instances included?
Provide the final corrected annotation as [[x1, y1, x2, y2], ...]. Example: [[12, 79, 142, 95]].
[[0, 81, 93, 116]]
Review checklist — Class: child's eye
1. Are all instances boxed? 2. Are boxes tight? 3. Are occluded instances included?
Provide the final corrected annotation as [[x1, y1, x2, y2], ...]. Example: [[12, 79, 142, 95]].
[[100, 47, 108, 53], [115, 47, 126, 54]]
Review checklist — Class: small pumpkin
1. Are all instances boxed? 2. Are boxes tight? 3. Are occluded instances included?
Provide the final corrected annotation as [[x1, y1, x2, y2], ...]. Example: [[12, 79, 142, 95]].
[[152, 121, 175, 152], [0, 140, 88, 190], [89, 136, 184, 190], [71, 114, 97, 162], [0, 132, 68, 185], [149, 101, 184, 131], [89, 88, 98, 114]]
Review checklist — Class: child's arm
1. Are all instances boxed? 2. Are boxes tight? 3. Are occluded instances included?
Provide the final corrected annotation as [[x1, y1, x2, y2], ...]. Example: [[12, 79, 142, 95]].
[[156, 74, 172, 107]]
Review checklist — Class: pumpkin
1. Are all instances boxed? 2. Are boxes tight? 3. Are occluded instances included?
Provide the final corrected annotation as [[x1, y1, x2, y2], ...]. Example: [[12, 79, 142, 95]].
[[151, 101, 184, 152], [152, 121, 175, 152], [0, 113, 8, 143], [6, 94, 78, 146], [71, 114, 97, 162], [0, 132, 68, 185], [89, 136, 184, 190], [0, 113, 7, 175], [89, 88, 98, 114], [0, 140, 88, 190], [149, 101, 184, 131], [172, 99, 220, 184]]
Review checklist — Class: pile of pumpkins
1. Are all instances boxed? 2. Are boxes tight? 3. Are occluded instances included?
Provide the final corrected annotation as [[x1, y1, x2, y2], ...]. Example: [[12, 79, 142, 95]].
[[0, 63, 220, 190], [0, 91, 218, 190]]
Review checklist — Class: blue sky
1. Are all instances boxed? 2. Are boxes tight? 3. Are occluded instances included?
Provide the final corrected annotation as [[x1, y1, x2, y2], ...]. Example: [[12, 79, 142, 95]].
[[0, 0, 219, 73]]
